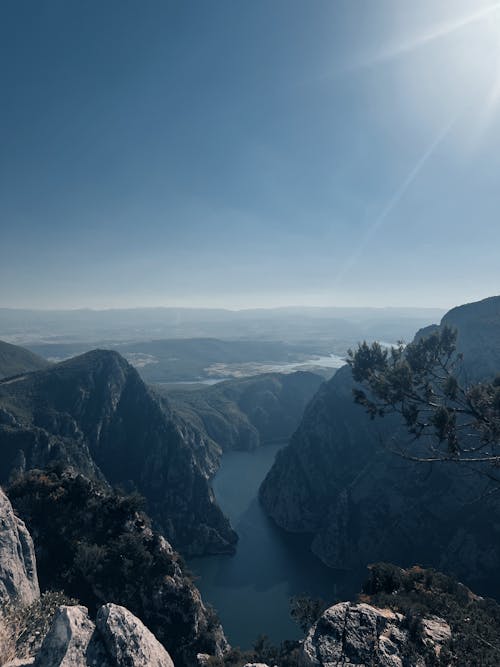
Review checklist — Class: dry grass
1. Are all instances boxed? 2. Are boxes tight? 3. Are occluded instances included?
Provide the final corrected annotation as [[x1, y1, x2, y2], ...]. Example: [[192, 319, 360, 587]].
[[0, 591, 78, 666]]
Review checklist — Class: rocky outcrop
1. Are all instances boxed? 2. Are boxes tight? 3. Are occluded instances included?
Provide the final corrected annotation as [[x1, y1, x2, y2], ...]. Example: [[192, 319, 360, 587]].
[[0, 350, 236, 556], [97, 604, 174, 667], [8, 469, 228, 667], [35, 604, 174, 667], [167, 371, 323, 451], [34, 606, 95, 667], [260, 296, 500, 597], [0, 488, 39, 606], [300, 602, 450, 667]]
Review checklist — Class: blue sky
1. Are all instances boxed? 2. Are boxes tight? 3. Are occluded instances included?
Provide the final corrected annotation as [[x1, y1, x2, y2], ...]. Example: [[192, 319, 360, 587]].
[[1, 0, 499, 309]]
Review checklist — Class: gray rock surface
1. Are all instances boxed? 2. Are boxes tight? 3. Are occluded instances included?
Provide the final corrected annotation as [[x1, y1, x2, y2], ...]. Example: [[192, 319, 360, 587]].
[[0, 488, 39, 606], [34, 604, 176, 667], [34, 606, 95, 667], [301, 602, 450, 667], [97, 603, 174, 667]]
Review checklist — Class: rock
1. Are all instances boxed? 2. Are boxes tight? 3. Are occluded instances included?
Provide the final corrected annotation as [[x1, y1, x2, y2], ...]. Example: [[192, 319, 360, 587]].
[[301, 602, 410, 667], [96, 603, 174, 667], [34, 606, 95, 667], [34, 603, 175, 667], [0, 488, 39, 606], [300, 601, 452, 667], [421, 616, 451, 656]]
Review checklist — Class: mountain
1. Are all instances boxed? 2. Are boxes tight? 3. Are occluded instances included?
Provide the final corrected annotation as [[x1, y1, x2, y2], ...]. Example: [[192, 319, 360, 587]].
[[0, 349, 236, 556], [163, 371, 324, 451], [260, 295, 500, 597], [0, 340, 50, 379]]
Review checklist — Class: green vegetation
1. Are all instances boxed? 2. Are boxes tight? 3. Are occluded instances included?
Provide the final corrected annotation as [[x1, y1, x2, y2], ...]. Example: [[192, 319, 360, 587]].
[[362, 563, 500, 666], [289, 594, 328, 633], [7, 468, 224, 667], [206, 636, 300, 667], [348, 326, 500, 468]]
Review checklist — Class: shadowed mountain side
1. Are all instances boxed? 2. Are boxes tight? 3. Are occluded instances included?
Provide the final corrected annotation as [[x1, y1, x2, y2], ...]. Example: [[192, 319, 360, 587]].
[[0, 340, 50, 379], [162, 371, 324, 451], [260, 295, 500, 598], [0, 349, 236, 556]]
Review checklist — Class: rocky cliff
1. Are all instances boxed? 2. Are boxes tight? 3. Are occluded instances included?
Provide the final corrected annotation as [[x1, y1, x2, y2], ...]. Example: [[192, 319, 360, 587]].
[[166, 371, 323, 451], [260, 296, 500, 596], [35, 604, 175, 667], [0, 349, 236, 556], [0, 487, 39, 607]]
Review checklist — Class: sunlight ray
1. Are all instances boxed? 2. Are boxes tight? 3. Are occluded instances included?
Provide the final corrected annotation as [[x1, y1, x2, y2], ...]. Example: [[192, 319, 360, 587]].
[[352, 2, 500, 69], [334, 118, 455, 284]]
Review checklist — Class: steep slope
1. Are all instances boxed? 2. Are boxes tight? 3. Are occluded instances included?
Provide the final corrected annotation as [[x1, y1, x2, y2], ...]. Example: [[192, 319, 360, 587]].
[[8, 469, 227, 667], [0, 350, 236, 556], [165, 371, 323, 451], [441, 294, 500, 381], [260, 295, 500, 597], [0, 486, 39, 607], [0, 340, 50, 379]]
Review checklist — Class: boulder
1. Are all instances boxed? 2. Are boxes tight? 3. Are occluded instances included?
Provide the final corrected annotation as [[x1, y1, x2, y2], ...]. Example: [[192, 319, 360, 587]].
[[34, 606, 95, 667], [0, 488, 39, 606], [96, 603, 174, 667], [301, 602, 409, 667], [301, 601, 452, 667], [34, 604, 175, 667]]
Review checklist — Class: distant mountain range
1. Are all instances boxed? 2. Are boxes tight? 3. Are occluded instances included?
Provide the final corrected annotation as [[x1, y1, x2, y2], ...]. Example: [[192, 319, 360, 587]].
[[0, 305, 446, 348]]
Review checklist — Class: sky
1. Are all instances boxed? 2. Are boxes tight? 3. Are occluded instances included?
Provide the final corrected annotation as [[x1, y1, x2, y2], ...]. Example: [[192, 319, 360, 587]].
[[1, 0, 500, 310]]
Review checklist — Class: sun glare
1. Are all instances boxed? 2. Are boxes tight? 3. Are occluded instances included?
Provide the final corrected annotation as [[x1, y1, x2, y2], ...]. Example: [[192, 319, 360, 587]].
[[354, 1, 500, 141]]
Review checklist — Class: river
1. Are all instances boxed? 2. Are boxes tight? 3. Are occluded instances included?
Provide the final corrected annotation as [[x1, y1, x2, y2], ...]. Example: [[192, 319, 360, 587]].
[[188, 443, 361, 648]]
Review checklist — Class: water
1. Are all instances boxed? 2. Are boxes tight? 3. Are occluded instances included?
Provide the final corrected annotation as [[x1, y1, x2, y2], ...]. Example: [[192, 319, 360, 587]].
[[188, 443, 360, 648]]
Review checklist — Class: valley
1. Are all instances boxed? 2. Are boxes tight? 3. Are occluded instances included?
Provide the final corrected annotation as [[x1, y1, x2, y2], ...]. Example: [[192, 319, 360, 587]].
[[188, 443, 360, 648], [0, 295, 500, 666]]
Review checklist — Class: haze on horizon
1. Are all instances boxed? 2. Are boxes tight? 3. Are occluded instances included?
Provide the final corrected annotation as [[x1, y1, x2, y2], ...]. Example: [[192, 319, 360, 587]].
[[1, 0, 499, 312]]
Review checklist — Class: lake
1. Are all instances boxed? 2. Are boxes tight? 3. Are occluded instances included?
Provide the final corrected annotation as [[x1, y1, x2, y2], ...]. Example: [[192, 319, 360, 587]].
[[188, 443, 361, 648]]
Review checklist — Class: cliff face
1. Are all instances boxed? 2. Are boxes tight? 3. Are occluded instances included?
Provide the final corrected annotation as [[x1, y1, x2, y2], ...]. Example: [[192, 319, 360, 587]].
[[166, 371, 323, 452], [260, 296, 500, 596], [0, 350, 235, 556], [0, 487, 39, 607]]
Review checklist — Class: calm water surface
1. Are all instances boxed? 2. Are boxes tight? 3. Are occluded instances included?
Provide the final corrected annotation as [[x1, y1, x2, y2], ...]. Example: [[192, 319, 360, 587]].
[[188, 444, 361, 648]]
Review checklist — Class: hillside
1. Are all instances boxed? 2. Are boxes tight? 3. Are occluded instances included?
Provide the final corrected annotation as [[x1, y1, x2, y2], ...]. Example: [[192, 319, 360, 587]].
[[0, 340, 50, 379], [0, 349, 236, 556], [162, 371, 323, 451]]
